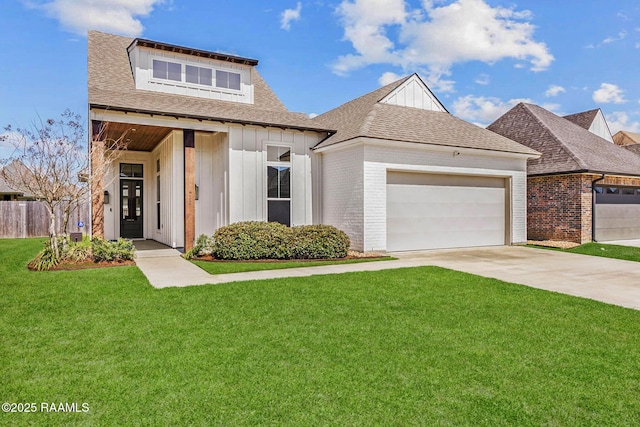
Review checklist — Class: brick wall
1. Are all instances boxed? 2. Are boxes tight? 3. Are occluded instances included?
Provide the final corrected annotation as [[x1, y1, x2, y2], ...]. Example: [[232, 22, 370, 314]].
[[528, 173, 640, 243]]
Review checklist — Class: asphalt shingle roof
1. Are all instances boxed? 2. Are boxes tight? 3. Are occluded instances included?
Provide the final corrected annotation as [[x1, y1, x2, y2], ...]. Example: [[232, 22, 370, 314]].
[[563, 109, 599, 130], [312, 75, 539, 155], [88, 31, 333, 132], [488, 103, 640, 176]]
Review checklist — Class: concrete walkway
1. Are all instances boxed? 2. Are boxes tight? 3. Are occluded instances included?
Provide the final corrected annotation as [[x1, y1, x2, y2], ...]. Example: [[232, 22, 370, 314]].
[[134, 246, 640, 311]]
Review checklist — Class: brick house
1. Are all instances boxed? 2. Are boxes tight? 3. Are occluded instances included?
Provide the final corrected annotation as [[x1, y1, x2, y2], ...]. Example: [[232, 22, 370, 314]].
[[488, 103, 640, 243]]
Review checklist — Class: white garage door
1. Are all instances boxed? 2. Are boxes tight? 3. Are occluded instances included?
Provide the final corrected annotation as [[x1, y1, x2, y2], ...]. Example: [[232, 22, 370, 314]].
[[387, 172, 507, 251]]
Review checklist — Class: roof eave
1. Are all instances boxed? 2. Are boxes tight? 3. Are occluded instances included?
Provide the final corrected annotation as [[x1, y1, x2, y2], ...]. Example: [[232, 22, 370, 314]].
[[127, 38, 259, 66], [89, 104, 336, 134]]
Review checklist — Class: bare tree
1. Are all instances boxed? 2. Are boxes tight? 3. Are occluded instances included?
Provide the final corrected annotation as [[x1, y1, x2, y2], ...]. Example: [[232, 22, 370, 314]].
[[0, 110, 128, 258]]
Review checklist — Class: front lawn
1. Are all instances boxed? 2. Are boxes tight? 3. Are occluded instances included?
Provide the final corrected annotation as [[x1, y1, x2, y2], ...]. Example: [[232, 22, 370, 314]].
[[191, 256, 395, 274], [2, 238, 640, 425], [532, 242, 640, 262]]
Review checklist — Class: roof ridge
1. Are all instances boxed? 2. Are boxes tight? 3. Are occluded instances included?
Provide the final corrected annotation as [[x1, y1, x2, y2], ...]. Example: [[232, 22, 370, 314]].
[[522, 103, 587, 170]]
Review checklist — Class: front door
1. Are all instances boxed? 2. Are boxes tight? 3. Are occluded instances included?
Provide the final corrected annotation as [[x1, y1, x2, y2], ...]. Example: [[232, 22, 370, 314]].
[[120, 179, 143, 238]]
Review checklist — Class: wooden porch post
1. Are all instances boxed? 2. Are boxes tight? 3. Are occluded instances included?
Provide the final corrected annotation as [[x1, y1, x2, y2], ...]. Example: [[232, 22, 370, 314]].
[[91, 121, 105, 239], [184, 129, 196, 251]]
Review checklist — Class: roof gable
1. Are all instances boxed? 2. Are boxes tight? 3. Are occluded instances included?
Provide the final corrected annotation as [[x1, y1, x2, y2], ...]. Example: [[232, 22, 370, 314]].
[[564, 109, 613, 142], [379, 74, 447, 112], [313, 74, 539, 155], [488, 103, 640, 176], [613, 131, 640, 146]]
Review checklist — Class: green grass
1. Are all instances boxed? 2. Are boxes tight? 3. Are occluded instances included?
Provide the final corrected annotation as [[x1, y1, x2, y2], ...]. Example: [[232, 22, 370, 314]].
[[191, 256, 396, 274], [2, 238, 640, 425], [531, 242, 640, 262]]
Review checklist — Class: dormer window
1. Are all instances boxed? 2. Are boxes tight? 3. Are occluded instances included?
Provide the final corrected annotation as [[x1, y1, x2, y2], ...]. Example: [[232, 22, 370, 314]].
[[152, 60, 181, 82], [186, 65, 212, 86], [216, 70, 241, 90]]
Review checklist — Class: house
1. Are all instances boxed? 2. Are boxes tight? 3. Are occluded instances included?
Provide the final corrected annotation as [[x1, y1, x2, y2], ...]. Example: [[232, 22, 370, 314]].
[[563, 108, 613, 142], [488, 103, 640, 243], [89, 31, 539, 252], [0, 163, 36, 201], [613, 130, 640, 147]]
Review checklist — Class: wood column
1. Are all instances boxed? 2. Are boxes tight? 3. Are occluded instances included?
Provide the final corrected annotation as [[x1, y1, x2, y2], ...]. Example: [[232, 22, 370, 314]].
[[184, 130, 196, 251], [91, 121, 105, 239]]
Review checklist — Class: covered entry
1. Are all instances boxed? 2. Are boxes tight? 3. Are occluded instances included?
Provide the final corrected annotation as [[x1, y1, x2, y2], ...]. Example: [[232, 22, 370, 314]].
[[386, 172, 508, 251]]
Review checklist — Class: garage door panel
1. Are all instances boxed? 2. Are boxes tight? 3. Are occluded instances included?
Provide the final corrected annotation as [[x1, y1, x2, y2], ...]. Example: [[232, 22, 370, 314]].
[[596, 205, 640, 241], [387, 174, 506, 251]]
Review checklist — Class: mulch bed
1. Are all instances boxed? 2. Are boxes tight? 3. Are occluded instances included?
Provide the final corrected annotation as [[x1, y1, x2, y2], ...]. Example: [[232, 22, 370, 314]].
[[28, 259, 136, 271], [192, 252, 385, 263]]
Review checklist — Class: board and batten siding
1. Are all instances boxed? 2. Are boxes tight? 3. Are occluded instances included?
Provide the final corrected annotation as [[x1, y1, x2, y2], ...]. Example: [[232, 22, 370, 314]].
[[227, 125, 322, 227], [151, 130, 184, 248], [195, 131, 228, 236]]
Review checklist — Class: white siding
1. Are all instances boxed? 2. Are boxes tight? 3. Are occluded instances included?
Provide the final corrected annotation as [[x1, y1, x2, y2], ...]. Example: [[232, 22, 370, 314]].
[[379, 75, 446, 112], [588, 110, 613, 142], [227, 125, 322, 226], [195, 131, 228, 236], [130, 46, 254, 104], [321, 145, 365, 251]]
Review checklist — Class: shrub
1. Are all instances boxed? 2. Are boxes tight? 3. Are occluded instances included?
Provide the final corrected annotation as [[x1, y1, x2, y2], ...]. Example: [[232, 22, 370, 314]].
[[61, 236, 92, 263], [92, 238, 135, 262], [212, 221, 292, 260], [29, 244, 60, 271], [291, 225, 350, 259], [184, 234, 215, 259]]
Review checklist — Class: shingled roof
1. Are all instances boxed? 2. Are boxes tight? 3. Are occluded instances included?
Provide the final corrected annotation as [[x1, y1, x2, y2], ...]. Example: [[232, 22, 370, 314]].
[[487, 103, 640, 176], [563, 109, 599, 130], [613, 131, 640, 146], [88, 31, 333, 132], [312, 75, 539, 155]]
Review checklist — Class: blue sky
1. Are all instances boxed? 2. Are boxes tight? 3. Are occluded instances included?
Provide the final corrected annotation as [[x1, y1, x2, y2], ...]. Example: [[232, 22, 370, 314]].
[[1, 0, 639, 157]]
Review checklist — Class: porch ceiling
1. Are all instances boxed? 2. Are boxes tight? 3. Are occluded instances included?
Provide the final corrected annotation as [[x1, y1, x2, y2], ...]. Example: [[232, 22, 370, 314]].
[[102, 122, 173, 152]]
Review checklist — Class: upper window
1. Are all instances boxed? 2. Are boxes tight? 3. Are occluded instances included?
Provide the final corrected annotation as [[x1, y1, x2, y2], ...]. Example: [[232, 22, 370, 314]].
[[120, 163, 143, 178], [216, 70, 241, 90], [153, 60, 181, 82], [186, 65, 212, 86]]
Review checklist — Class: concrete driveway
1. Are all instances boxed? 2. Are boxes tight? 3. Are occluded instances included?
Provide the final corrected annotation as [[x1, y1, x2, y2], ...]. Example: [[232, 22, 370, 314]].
[[395, 246, 640, 310]]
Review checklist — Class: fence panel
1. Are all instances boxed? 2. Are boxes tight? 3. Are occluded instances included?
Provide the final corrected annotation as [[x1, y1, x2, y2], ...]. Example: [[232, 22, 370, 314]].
[[0, 200, 90, 238]]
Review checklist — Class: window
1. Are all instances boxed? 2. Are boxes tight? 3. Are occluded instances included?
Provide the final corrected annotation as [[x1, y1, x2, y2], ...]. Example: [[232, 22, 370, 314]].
[[266, 145, 291, 226], [622, 188, 635, 195], [186, 65, 212, 86], [153, 60, 181, 82], [120, 163, 143, 178], [606, 187, 619, 194], [216, 70, 241, 90]]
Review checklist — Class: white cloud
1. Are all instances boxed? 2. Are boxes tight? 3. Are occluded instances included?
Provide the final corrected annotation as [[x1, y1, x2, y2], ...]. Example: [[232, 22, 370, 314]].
[[452, 95, 559, 125], [593, 83, 627, 104], [452, 95, 532, 125], [606, 112, 640, 134], [474, 73, 490, 85], [378, 71, 403, 86], [586, 31, 627, 48], [27, 0, 163, 36], [333, 0, 553, 91], [545, 85, 565, 97], [281, 2, 302, 30]]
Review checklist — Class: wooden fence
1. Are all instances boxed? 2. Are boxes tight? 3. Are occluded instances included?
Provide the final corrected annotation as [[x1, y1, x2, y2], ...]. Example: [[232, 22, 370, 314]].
[[0, 200, 90, 238]]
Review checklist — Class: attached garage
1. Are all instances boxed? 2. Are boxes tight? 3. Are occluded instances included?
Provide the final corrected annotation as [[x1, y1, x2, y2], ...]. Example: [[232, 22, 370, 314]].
[[595, 186, 640, 241], [386, 172, 508, 251]]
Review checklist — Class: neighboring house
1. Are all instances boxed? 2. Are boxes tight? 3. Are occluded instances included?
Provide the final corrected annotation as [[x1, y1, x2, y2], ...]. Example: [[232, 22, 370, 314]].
[[89, 31, 539, 252], [613, 131, 640, 147], [0, 163, 35, 201], [488, 103, 640, 243]]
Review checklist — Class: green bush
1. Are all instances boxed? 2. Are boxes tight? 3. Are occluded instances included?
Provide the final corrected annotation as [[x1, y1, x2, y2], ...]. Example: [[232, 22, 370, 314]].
[[61, 236, 92, 263], [30, 244, 60, 271], [291, 225, 350, 259], [210, 222, 351, 260], [92, 238, 135, 262], [212, 221, 292, 260], [184, 234, 215, 259]]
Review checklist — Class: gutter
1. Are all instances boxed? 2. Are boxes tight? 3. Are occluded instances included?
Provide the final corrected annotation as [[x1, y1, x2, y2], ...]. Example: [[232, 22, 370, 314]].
[[591, 174, 606, 242]]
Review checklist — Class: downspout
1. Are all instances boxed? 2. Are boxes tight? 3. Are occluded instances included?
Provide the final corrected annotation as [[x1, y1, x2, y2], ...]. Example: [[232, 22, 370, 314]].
[[591, 174, 606, 242]]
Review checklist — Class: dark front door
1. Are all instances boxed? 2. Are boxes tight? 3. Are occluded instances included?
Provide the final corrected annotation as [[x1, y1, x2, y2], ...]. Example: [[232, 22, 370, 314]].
[[120, 179, 143, 238]]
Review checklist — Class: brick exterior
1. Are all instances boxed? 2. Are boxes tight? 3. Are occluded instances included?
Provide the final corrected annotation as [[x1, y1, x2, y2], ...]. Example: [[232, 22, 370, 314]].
[[528, 173, 640, 243]]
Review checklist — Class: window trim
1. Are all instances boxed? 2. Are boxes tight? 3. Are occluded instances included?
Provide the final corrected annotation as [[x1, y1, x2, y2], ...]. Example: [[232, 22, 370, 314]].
[[148, 55, 243, 92], [264, 143, 293, 226]]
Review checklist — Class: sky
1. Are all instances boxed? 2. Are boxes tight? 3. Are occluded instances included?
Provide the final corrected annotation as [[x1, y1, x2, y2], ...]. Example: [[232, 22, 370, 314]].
[[1, 0, 639, 158]]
